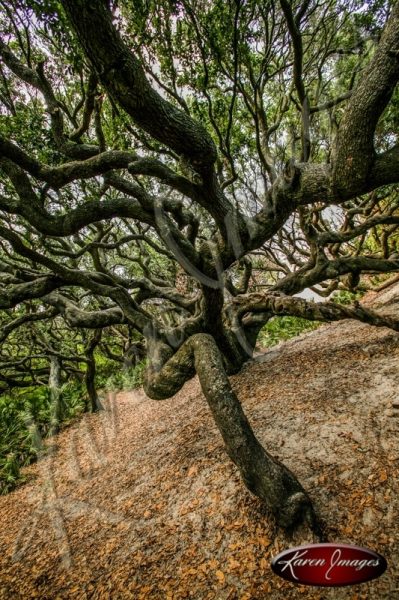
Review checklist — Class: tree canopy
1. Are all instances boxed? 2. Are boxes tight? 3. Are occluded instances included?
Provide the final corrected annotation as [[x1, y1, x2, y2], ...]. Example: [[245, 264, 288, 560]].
[[1, 0, 399, 529]]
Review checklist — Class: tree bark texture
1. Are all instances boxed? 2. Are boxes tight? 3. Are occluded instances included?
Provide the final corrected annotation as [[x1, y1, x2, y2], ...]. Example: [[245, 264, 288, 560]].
[[49, 354, 63, 435], [84, 330, 103, 412]]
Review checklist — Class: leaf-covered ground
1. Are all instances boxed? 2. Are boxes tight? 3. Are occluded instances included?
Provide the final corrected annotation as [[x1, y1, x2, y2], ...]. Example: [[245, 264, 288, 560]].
[[0, 285, 399, 600]]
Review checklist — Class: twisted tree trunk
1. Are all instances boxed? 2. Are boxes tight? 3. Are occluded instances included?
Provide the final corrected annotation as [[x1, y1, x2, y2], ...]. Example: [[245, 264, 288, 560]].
[[49, 354, 63, 435], [84, 329, 102, 412], [144, 333, 317, 530]]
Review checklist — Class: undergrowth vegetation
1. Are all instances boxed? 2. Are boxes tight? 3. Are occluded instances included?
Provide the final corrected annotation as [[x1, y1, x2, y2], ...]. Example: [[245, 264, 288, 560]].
[[102, 361, 147, 393], [259, 315, 321, 347], [0, 383, 87, 494], [0, 361, 146, 495]]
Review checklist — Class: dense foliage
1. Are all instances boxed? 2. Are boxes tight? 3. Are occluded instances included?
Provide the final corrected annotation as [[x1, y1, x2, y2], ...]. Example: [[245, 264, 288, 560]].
[[0, 359, 146, 494], [0, 383, 82, 493]]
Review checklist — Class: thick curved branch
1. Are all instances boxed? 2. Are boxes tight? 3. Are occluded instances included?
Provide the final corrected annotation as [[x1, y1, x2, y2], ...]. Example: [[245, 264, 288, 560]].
[[0, 307, 58, 343], [44, 293, 125, 328], [127, 158, 202, 201], [272, 255, 399, 295], [0, 191, 153, 236], [251, 157, 399, 248], [0, 158, 155, 235], [332, 3, 399, 196], [60, 0, 217, 172], [0, 136, 137, 188], [0, 276, 64, 309], [234, 292, 399, 332]]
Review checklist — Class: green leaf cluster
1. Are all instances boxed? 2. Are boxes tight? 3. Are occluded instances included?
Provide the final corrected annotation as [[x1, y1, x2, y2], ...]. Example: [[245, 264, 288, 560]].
[[258, 315, 321, 348], [0, 383, 86, 494]]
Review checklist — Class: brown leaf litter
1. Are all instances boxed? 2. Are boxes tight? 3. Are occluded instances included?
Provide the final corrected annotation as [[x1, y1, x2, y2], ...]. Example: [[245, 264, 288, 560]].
[[0, 284, 399, 599]]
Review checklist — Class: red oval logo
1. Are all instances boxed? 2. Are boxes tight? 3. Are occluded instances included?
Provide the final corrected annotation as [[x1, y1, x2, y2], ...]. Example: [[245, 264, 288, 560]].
[[271, 543, 387, 587]]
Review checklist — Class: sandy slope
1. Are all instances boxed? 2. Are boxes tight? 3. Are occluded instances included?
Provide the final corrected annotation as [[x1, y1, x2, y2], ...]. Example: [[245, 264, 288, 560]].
[[0, 285, 398, 599]]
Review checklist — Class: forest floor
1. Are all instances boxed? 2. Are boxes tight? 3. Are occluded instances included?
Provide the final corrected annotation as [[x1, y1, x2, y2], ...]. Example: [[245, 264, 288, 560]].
[[0, 284, 399, 600]]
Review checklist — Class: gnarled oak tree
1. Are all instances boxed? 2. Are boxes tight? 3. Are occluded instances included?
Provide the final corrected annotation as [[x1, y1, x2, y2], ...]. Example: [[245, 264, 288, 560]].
[[1, 0, 399, 529]]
